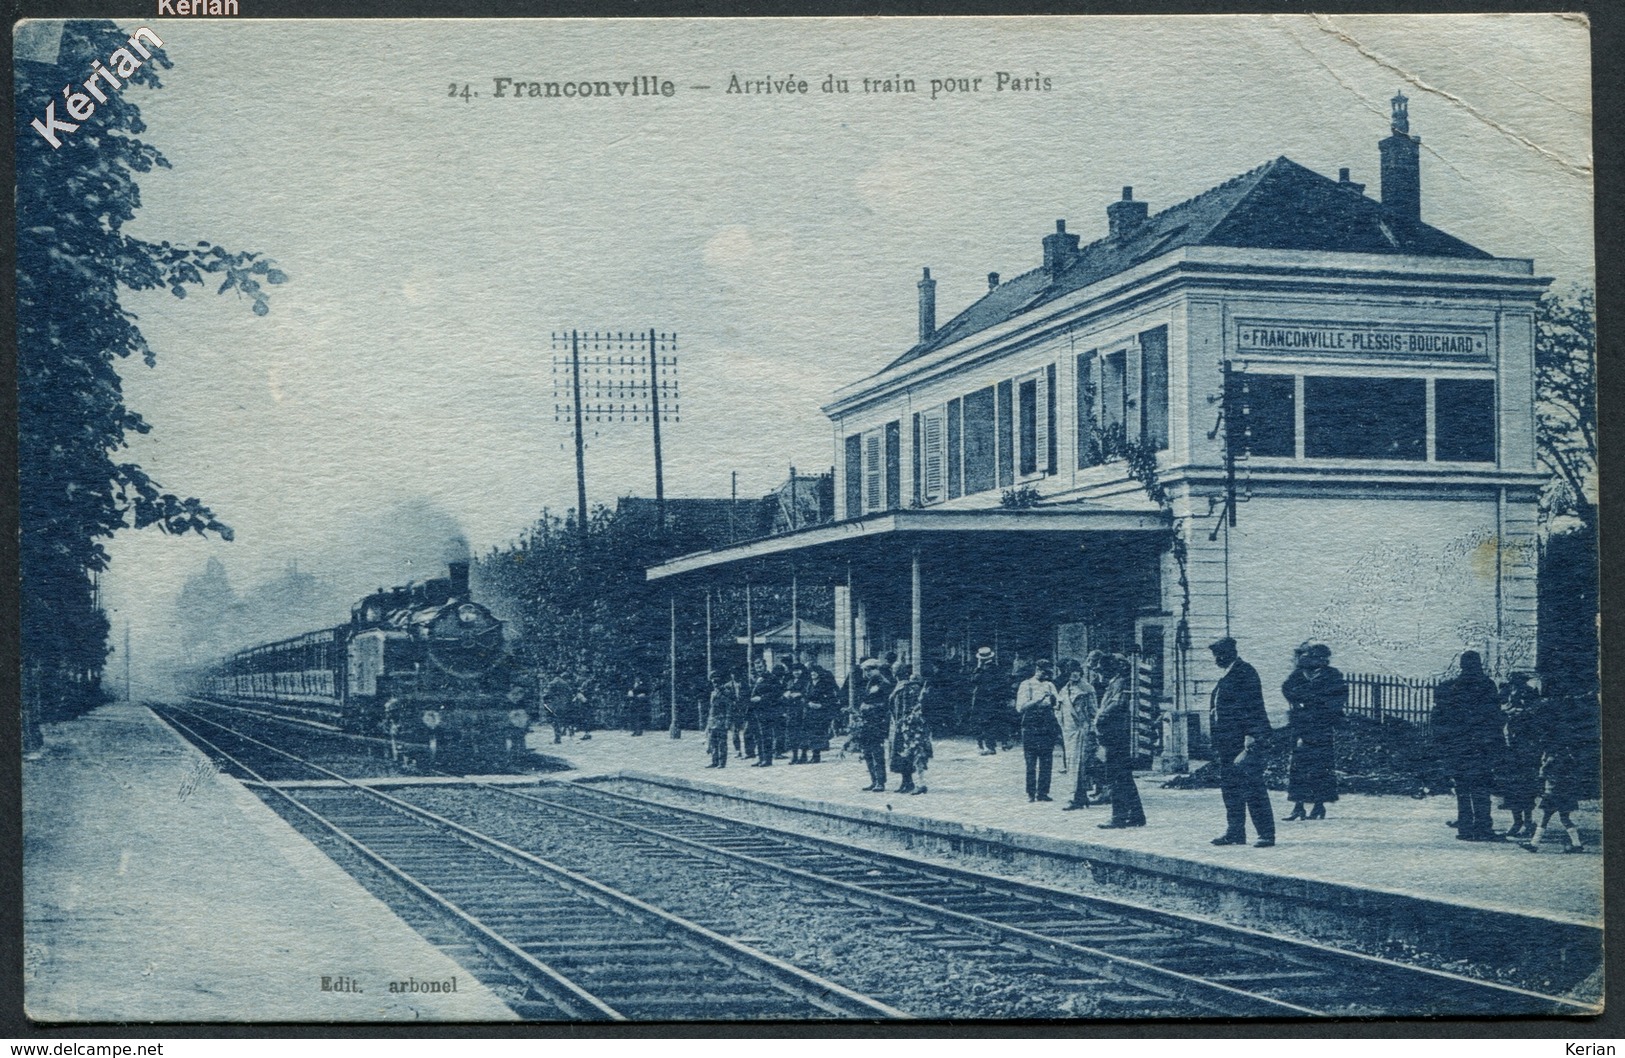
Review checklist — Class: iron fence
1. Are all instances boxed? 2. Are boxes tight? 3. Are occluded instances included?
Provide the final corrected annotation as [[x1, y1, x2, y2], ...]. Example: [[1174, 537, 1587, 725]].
[[1343, 672, 1437, 734]]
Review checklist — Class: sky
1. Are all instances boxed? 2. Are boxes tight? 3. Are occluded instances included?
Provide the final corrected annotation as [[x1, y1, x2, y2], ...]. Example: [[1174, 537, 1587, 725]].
[[35, 14, 1591, 685]]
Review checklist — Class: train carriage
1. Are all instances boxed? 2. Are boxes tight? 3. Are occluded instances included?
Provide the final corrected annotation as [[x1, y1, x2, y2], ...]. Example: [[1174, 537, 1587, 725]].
[[198, 561, 530, 761]]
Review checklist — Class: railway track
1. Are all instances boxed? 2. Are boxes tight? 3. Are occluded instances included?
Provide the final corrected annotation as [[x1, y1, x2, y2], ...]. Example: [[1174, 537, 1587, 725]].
[[151, 703, 905, 1021], [444, 779, 1591, 1019], [154, 701, 1592, 1019]]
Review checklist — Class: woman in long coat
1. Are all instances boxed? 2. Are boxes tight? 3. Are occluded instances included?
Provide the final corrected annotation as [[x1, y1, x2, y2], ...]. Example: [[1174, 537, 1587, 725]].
[[1281, 643, 1346, 820], [887, 666, 934, 794], [1496, 673, 1544, 839], [1060, 661, 1099, 810], [1094, 655, 1145, 828]]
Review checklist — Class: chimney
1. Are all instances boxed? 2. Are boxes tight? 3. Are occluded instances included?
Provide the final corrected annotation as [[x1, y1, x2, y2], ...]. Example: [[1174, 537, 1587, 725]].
[[1107, 186, 1148, 240], [1042, 220, 1080, 275], [1337, 167, 1366, 194], [987, 272, 1000, 291], [917, 267, 936, 343], [448, 560, 470, 598], [1379, 91, 1421, 223]]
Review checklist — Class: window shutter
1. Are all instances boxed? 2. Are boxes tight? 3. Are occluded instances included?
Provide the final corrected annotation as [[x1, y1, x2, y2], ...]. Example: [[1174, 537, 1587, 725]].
[[922, 408, 946, 502], [864, 431, 882, 512], [1035, 369, 1050, 475]]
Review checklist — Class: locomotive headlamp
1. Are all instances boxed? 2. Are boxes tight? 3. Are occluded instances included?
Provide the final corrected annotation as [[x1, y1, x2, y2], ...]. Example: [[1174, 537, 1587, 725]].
[[421, 710, 443, 729], [458, 604, 480, 623], [507, 709, 531, 728]]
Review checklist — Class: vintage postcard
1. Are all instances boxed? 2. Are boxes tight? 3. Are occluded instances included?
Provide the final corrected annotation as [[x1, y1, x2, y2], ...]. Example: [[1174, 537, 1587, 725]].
[[16, 14, 1600, 1024]]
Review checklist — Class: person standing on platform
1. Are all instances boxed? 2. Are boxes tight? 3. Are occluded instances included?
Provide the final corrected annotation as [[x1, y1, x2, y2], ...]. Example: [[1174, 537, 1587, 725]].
[[888, 665, 933, 794], [1016, 659, 1062, 802], [783, 661, 810, 764], [542, 670, 573, 744], [800, 651, 835, 764], [747, 661, 784, 767], [1520, 707, 1587, 854], [1281, 643, 1346, 821], [1497, 672, 1544, 840], [731, 667, 751, 759], [969, 647, 1004, 755], [1095, 655, 1145, 828], [573, 677, 594, 740], [1061, 661, 1100, 810], [848, 658, 892, 791], [1432, 650, 1504, 841], [625, 677, 650, 737], [704, 672, 734, 769], [1208, 638, 1276, 848]]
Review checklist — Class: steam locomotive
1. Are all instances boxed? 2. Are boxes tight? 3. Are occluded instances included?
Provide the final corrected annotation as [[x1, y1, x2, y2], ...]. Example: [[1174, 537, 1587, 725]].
[[197, 561, 532, 760]]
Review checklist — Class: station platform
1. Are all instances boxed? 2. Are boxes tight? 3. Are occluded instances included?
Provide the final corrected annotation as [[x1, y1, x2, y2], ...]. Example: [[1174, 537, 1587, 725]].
[[534, 725, 1603, 988], [23, 702, 517, 1023]]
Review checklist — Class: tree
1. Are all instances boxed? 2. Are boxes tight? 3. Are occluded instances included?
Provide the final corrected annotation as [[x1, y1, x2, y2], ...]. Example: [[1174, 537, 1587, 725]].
[[16, 21, 286, 719], [1534, 288, 1596, 536]]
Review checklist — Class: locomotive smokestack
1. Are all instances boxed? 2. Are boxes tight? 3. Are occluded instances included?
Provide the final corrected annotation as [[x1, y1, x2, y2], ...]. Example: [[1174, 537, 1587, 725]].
[[448, 560, 470, 598]]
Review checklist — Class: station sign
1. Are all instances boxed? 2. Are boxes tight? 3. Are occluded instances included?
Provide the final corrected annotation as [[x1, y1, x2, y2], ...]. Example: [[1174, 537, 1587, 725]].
[[1235, 320, 1490, 360]]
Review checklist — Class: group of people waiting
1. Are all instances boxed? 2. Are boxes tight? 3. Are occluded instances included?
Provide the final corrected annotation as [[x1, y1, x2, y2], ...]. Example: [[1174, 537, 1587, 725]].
[[701, 650, 846, 772], [1434, 651, 1588, 854], [550, 637, 1588, 858]]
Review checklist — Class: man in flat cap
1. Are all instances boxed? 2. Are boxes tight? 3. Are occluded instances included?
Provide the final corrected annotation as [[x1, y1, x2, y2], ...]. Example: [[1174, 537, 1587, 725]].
[[1208, 637, 1276, 848]]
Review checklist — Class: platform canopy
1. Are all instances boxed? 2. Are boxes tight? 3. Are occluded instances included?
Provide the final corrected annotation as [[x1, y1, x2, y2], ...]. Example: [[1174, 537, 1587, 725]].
[[645, 505, 1166, 584]]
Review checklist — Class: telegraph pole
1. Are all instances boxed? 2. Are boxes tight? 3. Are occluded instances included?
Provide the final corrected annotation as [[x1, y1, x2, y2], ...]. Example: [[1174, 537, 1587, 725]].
[[123, 621, 132, 704], [649, 329, 667, 532], [570, 330, 589, 546]]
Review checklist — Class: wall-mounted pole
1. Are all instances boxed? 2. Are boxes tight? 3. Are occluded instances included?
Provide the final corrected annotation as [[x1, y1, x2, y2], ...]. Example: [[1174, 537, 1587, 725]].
[[668, 594, 680, 738]]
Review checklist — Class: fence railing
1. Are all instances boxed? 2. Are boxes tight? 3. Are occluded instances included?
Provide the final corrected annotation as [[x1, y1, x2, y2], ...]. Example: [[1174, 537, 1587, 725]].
[[1343, 672, 1437, 734]]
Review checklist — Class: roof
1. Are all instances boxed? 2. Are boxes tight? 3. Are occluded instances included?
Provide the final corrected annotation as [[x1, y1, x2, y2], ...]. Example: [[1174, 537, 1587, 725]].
[[882, 157, 1492, 373], [735, 619, 837, 645]]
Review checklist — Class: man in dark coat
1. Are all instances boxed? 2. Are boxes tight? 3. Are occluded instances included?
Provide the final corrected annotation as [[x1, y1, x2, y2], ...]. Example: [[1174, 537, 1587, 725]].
[[747, 662, 784, 766], [1432, 650, 1504, 841], [1209, 637, 1276, 848], [625, 677, 650, 736], [800, 651, 835, 764], [847, 658, 893, 791], [968, 647, 1005, 755]]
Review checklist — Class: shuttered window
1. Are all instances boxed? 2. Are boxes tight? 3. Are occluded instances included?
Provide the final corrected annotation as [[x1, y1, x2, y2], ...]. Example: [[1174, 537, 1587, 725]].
[[863, 430, 883, 511], [844, 434, 862, 517], [920, 407, 946, 503]]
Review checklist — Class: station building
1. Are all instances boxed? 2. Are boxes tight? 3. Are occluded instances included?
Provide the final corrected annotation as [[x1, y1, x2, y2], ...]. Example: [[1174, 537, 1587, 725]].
[[648, 95, 1549, 767]]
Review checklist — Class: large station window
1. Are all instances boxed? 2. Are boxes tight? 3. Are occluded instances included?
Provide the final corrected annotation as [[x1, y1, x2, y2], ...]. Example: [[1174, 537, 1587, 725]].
[[844, 434, 862, 517], [1019, 378, 1039, 476], [1101, 351, 1127, 434], [884, 421, 901, 510], [1435, 378, 1497, 462], [1076, 352, 1096, 468], [1304, 376, 1427, 461], [996, 380, 1015, 487], [963, 386, 997, 495], [1139, 327, 1169, 451], [1240, 374, 1296, 457]]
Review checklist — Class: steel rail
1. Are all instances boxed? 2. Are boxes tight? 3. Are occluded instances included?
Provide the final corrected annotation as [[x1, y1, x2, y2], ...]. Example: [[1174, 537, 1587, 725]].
[[492, 778, 1593, 1017], [153, 705, 625, 1020], [157, 703, 906, 1021]]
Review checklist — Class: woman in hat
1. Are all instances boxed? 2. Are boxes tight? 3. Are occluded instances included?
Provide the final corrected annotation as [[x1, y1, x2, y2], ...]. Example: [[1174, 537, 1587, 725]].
[[968, 646, 1005, 755], [1281, 642, 1345, 820]]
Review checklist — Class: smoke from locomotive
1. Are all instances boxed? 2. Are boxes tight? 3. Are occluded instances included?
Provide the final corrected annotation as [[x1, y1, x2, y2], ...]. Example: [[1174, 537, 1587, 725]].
[[196, 561, 530, 760]]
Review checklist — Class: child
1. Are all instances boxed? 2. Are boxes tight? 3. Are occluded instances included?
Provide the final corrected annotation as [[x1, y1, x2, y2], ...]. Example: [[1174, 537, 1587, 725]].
[[1520, 740, 1585, 854]]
